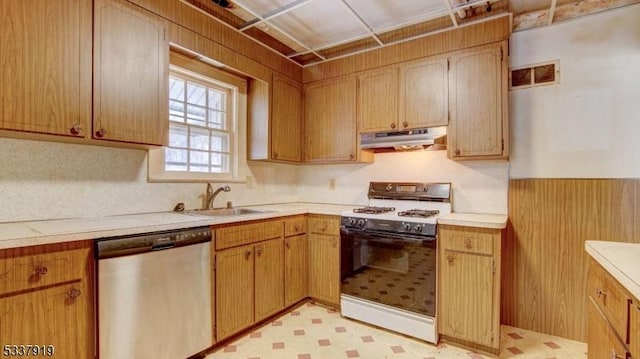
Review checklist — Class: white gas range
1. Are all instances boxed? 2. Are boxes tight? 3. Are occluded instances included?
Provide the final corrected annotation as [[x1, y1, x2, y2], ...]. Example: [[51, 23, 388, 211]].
[[339, 182, 451, 343]]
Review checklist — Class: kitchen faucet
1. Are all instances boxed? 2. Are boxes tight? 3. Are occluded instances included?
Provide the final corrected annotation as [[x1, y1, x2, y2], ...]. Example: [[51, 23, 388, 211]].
[[205, 183, 231, 209]]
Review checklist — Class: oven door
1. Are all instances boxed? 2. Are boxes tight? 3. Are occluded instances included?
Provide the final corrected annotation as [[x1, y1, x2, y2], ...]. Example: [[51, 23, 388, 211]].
[[340, 228, 436, 317]]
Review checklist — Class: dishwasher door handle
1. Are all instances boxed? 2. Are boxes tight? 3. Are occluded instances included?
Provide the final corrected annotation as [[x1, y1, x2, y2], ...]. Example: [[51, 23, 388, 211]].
[[152, 242, 175, 251]]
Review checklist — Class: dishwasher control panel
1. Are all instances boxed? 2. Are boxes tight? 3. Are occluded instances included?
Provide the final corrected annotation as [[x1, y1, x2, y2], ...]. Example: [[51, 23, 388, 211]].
[[95, 226, 211, 259]]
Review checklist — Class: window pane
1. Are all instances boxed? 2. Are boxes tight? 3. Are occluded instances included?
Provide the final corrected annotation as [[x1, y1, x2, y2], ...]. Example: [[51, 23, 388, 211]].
[[190, 128, 210, 150], [208, 109, 226, 130], [169, 124, 188, 148], [208, 89, 225, 110], [211, 153, 229, 173], [189, 150, 209, 172], [169, 77, 185, 100], [186, 104, 207, 126], [187, 83, 207, 106], [211, 133, 229, 152], [169, 100, 185, 119], [165, 148, 187, 171]]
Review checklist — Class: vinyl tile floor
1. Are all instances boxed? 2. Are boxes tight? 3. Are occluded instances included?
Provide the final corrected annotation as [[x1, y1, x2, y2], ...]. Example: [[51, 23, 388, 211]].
[[206, 302, 587, 359]]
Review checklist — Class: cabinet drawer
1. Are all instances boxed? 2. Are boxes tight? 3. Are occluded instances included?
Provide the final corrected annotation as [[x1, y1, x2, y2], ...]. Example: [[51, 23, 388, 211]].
[[439, 226, 497, 255], [0, 247, 89, 296], [308, 215, 340, 236], [216, 219, 283, 250], [588, 259, 631, 342], [284, 216, 307, 237]]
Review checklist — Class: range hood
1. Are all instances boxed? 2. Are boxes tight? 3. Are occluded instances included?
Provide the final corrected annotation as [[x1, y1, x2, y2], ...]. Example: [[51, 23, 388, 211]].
[[360, 127, 447, 152]]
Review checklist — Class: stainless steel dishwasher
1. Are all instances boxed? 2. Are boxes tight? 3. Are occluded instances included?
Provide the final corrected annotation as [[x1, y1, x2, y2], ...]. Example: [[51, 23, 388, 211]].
[[96, 227, 212, 359]]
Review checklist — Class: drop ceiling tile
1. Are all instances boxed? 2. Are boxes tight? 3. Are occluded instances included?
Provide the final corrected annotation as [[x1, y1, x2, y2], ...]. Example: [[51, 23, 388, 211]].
[[345, 0, 449, 32], [267, 0, 369, 49], [249, 23, 307, 54]]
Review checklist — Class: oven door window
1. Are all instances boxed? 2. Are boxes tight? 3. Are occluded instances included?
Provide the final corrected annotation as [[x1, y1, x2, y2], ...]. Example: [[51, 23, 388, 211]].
[[340, 230, 436, 317]]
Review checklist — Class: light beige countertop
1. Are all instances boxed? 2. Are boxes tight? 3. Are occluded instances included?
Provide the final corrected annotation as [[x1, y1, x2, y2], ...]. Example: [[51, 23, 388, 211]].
[[437, 213, 508, 229], [0, 203, 356, 250], [586, 240, 640, 300]]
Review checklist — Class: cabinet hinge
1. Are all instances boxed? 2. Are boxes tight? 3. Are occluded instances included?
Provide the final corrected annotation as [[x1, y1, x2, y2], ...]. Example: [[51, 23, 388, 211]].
[[447, 59, 450, 71], [492, 261, 496, 275], [500, 47, 504, 61], [213, 258, 216, 273], [501, 139, 504, 151]]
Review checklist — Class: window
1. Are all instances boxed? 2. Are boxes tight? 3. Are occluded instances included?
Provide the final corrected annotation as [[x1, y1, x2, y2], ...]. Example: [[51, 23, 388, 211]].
[[148, 51, 248, 182], [166, 72, 233, 174]]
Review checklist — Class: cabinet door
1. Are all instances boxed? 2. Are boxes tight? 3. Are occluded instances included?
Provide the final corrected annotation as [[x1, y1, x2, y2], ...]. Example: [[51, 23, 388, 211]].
[[357, 67, 398, 133], [285, 234, 308, 307], [440, 249, 495, 346], [588, 298, 629, 359], [448, 43, 506, 159], [0, 283, 90, 358], [254, 238, 284, 322], [630, 302, 639, 359], [304, 76, 357, 162], [216, 245, 254, 340], [0, 0, 91, 137], [309, 234, 340, 306], [93, 0, 168, 145], [399, 57, 448, 129], [271, 74, 303, 162]]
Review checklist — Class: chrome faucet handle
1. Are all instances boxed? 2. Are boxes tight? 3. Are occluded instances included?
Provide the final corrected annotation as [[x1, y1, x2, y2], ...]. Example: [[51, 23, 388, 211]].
[[226, 201, 233, 209]]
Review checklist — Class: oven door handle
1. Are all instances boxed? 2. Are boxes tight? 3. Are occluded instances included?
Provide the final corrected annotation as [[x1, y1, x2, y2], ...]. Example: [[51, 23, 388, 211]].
[[341, 228, 435, 244]]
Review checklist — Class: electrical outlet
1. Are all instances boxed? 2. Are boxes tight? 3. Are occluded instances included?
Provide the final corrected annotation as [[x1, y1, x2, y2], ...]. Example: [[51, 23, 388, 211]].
[[245, 176, 254, 189], [329, 178, 336, 190]]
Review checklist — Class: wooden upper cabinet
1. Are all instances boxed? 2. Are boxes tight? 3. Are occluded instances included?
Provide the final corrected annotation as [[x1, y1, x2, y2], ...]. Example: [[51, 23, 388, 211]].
[[357, 67, 398, 133], [304, 76, 359, 163], [93, 0, 169, 146], [399, 57, 448, 130], [448, 42, 508, 160], [0, 0, 91, 137], [271, 74, 303, 162]]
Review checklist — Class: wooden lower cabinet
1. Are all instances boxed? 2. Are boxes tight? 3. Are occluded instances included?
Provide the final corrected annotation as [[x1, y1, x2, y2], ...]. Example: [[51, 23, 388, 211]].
[[254, 238, 285, 322], [308, 234, 340, 306], [284, 234, 308, 307], [587, 298, 628, 359], [0, 241, 92, 358], [215, 244, 255, 340], [438, 225, 501, 352]]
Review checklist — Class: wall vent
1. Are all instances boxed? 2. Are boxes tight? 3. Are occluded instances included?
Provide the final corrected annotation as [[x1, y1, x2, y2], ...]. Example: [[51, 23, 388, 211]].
[[510, 61, 559, 90]]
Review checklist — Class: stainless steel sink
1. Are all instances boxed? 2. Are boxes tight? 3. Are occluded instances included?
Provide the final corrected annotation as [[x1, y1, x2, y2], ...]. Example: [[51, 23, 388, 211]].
[[186, 208, 272, 217]]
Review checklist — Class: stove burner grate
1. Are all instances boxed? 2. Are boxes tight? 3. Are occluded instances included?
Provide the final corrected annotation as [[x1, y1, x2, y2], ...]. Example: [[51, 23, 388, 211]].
[[353, 206, 396, 214], [397, 209, 440, 218]]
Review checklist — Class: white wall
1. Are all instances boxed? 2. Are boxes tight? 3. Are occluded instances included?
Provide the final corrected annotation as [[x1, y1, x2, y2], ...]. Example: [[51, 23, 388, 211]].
[[0, 137, 299, 222], [509, 4, 640, 178], [297, 151, 509, 214]]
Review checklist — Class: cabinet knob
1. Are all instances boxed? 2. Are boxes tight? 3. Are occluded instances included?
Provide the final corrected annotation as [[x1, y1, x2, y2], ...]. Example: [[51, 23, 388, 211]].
[[464, 239, 472, 250], [286, 241, 291, 249], [67, 288, 81, 299], [273, 152, 278, 159], [402, 121, 408, 128], [332, 239, 337, 248], [256, 247, 263, 257], [447, 255, 455, 264], [390, 123, 396, 129], [69, 123, 83, 135], [35, 266, 48, 276], [349, 154, 355, 160], [294, 225, 300, 232], [596, 289, 608, 298], [455, 149, 461, 156], [95, 128, 107, 138], [245, 250, 252, 260]]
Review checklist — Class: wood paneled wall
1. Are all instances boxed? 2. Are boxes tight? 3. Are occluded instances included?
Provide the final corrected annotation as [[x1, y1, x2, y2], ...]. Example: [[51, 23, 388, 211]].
[[503, 179, 640, 341], [126, 0, 301, 82], [303, 15, 511, 83]]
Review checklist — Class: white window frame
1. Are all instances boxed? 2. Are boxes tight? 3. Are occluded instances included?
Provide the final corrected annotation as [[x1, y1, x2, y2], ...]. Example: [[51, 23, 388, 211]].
[[148, 52, 248, 183]]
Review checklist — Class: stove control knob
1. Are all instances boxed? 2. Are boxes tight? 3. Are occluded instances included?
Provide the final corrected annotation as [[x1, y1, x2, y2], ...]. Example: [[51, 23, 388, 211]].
[[403, 223, 412, 231], [385, 184, 393, 191], [414, 225, 423, 233], [349, 218, 357, 226], [357, 219, 365, 227]]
